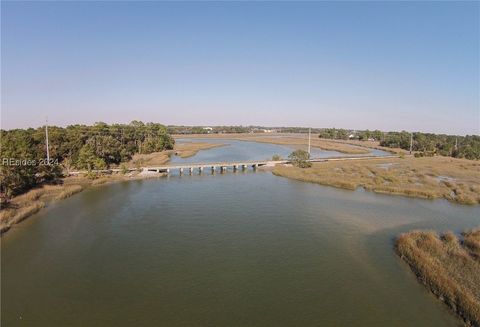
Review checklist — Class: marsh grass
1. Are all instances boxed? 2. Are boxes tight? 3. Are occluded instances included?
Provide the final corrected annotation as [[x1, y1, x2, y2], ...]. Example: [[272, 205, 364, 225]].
[[175, 133, 374, 154], [55, 185, 83, 200], [0, 170, 162, 234], [128, 142, 224, 167], [0, 201, 45, 233], [396, 229, 480, 326], [91, 178, 109, 186], [130, 152, 171, 167], [463, 229, 480, 260], [0, 183, 84, 234], [174, 142, 225, 158], [273, 156, 480, 204], [1, 141, 224, 234], [10, 202, 45, 224]]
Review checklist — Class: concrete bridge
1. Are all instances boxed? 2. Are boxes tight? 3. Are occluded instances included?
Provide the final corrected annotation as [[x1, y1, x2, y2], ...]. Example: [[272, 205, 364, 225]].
[[132, 155, 399, 175], [138, 160, 287, 174], [72, 155, 399, 176]]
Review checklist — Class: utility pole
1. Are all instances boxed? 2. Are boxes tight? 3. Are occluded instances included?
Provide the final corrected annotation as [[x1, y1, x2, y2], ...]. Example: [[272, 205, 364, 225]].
[[308, 128, 311, 156], [45, 117, 50, 164], [409, 132, 413, 154]]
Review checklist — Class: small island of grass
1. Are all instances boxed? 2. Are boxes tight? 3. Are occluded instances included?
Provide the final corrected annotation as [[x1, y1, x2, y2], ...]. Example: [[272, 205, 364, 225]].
[[396, 228, 480, 326]]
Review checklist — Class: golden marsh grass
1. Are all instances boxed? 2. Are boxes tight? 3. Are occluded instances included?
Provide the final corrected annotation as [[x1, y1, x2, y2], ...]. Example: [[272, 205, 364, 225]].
[[173, 133, 378, 154], [273, 156, 480, 204], [396, 229, 480, 326]]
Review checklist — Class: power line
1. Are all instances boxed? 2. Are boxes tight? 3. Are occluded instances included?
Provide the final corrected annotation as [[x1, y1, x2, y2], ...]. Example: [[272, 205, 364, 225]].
[[409, 132, 413, 154], [308, 127, 311, 156], [45, 117, 50, 163]]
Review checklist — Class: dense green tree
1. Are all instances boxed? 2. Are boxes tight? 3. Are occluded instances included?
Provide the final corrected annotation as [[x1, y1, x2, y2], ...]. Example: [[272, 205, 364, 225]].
[[86, 135, 122, 165], [288, 150, 312, 168], [0, 130, 38, 198], [380, 131, 411, 149], [76, 144, 106, 171], [318, 128, 350, 140]]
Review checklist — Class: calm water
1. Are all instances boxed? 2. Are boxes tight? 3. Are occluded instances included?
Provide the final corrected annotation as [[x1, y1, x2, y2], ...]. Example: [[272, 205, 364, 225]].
[[171, 138, 389, 164], [2, 141, 478, 326]]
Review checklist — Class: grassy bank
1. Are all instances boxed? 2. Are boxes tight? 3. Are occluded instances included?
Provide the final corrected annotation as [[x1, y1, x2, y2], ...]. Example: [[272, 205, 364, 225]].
[[173, 133, 383, 154], [0, 172, 165, 234], [1, 141, 224, 234], [396, 229, 480, 326], [0, 183, 81, 233], [273, 156, 480, 204]]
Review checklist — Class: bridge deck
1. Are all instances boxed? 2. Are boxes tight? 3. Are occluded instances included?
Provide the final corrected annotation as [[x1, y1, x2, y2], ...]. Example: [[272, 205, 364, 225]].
[[141, 155, 398, 170], [72, 154, 399, 175]]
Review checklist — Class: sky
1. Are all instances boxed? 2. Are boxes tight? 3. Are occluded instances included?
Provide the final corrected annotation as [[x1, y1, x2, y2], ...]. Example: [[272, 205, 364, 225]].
[[1, 1, 479, 135]]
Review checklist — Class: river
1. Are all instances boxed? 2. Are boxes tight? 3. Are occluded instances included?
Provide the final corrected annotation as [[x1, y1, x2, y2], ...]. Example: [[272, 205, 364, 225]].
[[1, 140, 478, 326], [171, 138, 389, 164]]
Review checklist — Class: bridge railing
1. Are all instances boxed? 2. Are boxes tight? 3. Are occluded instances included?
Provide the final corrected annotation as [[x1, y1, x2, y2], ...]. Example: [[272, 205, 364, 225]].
[[69, 155, 400, 175]]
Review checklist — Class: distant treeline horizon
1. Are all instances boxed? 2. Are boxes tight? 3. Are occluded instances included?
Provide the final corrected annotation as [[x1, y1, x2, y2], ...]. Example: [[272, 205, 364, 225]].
[[1, 121, 479, 199], [167, 125, 477, 137], [3, 123, 477, 137]]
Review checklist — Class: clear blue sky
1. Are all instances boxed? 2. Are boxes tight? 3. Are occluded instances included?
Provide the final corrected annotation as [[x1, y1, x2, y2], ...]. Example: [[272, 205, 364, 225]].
[[1, 1, 479, 134]]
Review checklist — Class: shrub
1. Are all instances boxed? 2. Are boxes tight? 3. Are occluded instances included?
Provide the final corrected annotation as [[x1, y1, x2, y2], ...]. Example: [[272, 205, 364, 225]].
[[288, 150, 312, 168], [55, 185, 83, 200]]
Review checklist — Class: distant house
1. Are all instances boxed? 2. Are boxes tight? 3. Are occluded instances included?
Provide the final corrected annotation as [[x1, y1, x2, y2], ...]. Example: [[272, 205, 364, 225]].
[[203, 127, 213, 133], [251, 128, 275, 133], [348, 134, 356, 139]]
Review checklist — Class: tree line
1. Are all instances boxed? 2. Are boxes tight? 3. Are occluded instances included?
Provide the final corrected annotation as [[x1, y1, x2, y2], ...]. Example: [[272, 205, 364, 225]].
[[1, 121, 174, 198], [380, 132, 480, 160], [318, 128, 384, 141], [317, 128, 479, 160], [168, 125, 251, 134]]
